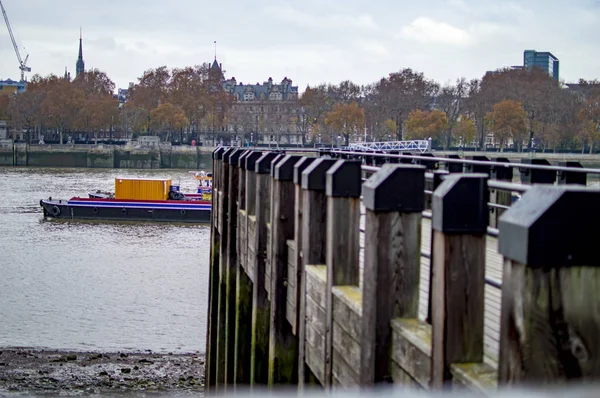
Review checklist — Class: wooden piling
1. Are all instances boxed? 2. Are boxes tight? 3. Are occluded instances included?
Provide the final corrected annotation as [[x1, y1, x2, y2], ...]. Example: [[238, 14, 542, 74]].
[[430, 174, 489, 388], [268, 155, 303, 384], [250, 152, 279, 385], [360, 164, 426, 384], [206, 146, 225, 393], [498, 186, 600, 383], [234, 151, 262, 386], [298, 158, 337, 388], [324, 160, 362, 389], [215, 147, 234, 389], [232, 150, 250, 387], [224, 149, 244, 387]]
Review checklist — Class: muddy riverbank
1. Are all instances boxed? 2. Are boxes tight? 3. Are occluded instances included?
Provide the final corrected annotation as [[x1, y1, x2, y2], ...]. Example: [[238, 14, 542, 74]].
[[0, 348, 204, 395]]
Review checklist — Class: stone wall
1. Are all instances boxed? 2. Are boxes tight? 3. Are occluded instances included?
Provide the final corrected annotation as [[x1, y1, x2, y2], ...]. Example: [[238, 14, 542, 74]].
[[0, 144, 214, 169]]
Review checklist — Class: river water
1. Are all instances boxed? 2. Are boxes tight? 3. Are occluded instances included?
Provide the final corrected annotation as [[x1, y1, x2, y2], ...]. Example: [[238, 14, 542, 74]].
[[0, 167, 210, 354]]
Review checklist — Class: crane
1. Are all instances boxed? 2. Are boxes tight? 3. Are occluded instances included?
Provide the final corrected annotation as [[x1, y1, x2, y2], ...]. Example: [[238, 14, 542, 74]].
[[0, 0, 31, 82]]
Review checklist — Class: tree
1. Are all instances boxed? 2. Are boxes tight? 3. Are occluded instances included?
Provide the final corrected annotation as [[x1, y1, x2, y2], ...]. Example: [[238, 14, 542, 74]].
[[435, 78, 468, 148], [299, 85, 333, 144], [169, 65, 209, 135], [405, 109, 448, 143], [41, 78, 85, 144], [0, 95, 9, 120], [325, 101, 365, 145], [486, 100, 528, 151], [370, 68, 439, 140], [454, 116, 476, 147], [87, 96, 120, 144], [149, 103, 188, 142]]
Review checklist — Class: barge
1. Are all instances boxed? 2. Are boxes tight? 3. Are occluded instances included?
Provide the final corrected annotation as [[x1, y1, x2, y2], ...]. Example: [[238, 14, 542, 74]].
[[40, 175, 212, 224]]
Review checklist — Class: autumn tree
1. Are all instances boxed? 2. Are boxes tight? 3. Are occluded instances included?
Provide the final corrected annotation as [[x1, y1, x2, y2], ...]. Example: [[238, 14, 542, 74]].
[[169, 65, 210, 134], [128, 66, 171, 134], [486, 100, 528, 151], [369, 68, 439, 140], [149, 103, 188, 142], [576, 81, 600, 153], [454, 116, 476, 147], [299, 85, 334, 144], [435, 78, 468, 148], [405, 109, 448, 143], [41, 77, 85, 144], [325, 101, 365, 145]]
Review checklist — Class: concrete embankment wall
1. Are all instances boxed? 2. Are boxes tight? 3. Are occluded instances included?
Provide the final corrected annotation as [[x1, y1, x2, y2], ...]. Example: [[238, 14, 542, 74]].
[[0, 144, 214, 169]]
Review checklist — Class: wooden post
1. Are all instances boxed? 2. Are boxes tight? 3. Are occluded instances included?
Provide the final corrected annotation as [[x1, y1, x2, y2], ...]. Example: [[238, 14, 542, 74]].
[[268, 155, 303, 384], [298, 157, 337, 389], [288, 157, 318, 335], [360, 164, 426, 384], [224, 149, 244, 388], [430, 174, 489, 388], [251, 152, 279, 386], [206, 146, 225, 393], [427, 170, 449, 325], [498, 186, 600, 384], [233, 149, 250, 388], [519, 158, 557, 184], [265, 154, 286, 302], [489, 158, 513, 228], [324, 160, 362, 388], [234, 151, 262, 387], [215, 147, 234, 389], [557, 161, 587, 186]]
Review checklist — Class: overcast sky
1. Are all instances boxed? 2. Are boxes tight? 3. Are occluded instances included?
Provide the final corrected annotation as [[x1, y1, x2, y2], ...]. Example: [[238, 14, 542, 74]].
[[0, 0, 598, 92]]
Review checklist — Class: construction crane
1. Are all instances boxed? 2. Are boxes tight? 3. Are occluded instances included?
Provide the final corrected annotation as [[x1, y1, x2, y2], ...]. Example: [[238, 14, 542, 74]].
[[0, 0, 31, 82]]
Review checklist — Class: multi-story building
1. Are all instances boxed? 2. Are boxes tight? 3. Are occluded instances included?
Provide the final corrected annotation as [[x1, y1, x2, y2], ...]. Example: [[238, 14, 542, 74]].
[[0, 79, 26, 95], [523, 50, 559, 81], [202, 59, 301, 145]]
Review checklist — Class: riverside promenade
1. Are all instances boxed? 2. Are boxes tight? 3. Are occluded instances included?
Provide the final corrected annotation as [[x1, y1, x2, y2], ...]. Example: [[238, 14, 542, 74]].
[[205, 147, 600, 395]]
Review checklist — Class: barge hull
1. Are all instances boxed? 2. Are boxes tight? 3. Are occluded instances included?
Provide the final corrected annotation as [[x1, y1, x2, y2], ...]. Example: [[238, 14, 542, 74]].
[[40, 201, 210, 224]]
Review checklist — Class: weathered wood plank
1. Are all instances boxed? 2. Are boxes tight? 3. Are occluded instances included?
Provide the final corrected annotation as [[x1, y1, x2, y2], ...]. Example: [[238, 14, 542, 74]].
[[391, 360, 422, 389], [305, 265, 327, 309], [332, 321, 361, 373], [305, 294, 327, 335], [305, 343, 325, 385], [332, 348, 360, 389], [391, 318, 432, 389], [450, 362, 497, 394], [332, 287, 362, 342]]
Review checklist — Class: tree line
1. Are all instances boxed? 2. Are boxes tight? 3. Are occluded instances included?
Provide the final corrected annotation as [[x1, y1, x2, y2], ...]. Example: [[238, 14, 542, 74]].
[[1, 64, 599, 152]]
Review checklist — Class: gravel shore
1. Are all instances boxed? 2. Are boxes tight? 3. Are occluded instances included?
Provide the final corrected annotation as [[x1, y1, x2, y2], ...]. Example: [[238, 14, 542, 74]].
[[0, 348, 204, 395]]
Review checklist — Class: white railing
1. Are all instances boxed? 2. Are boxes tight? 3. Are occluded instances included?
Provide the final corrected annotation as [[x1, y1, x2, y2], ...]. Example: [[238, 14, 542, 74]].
[[347, 139, 431, 153]]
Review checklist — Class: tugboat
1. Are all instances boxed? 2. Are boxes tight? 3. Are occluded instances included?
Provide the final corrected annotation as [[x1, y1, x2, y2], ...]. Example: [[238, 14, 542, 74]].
[[40, 175, 212, 223]]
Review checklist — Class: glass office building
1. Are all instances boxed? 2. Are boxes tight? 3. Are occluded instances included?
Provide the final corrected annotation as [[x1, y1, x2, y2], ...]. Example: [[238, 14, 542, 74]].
[[523, 50, 559, 80]]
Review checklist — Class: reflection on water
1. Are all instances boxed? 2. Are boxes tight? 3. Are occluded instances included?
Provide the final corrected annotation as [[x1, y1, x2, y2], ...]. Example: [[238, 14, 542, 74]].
[[0, 167, 210, 353]]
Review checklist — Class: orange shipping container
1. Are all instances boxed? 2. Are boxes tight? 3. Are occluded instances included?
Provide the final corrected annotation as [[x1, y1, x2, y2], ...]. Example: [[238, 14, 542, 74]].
[[114, 178, 171, 200]]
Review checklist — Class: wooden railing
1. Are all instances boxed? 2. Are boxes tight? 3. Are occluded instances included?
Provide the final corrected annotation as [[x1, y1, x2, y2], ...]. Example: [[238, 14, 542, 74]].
[[205, 147, 600, 394]]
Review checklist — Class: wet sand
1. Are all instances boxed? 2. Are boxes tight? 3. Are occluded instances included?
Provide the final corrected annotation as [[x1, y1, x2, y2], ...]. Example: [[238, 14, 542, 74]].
[[0, 348, 204, 395]]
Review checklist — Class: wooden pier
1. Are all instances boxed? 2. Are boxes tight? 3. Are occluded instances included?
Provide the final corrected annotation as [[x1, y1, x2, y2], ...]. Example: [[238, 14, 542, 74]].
[[205, 147, 600, 394]]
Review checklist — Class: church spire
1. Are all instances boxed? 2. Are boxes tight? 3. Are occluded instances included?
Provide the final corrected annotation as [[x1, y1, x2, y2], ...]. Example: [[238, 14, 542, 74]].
[[76, 27, 85, 77]]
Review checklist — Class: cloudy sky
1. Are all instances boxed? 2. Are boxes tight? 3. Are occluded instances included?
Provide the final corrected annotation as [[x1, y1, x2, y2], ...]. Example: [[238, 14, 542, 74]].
[[0, 0, 598, 91]]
